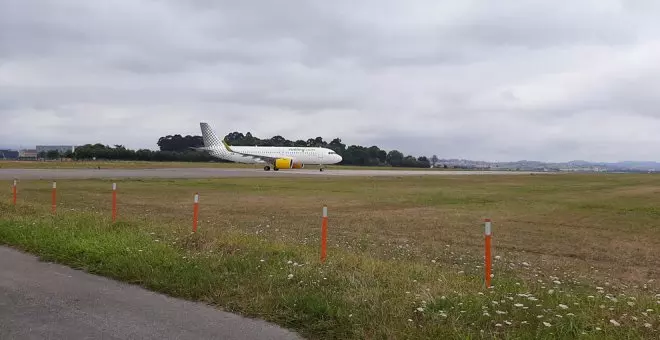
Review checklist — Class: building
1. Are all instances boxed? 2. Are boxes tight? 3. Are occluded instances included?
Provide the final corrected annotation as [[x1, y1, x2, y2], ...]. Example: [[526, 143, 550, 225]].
[[19, 149, 38, 160], [36, 145, 76, 156], [0, 149, 19, 160]]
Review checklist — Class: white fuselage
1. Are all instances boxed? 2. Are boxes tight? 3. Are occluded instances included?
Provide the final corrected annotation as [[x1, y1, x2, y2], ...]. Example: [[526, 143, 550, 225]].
[[207, 145, 343, 165]]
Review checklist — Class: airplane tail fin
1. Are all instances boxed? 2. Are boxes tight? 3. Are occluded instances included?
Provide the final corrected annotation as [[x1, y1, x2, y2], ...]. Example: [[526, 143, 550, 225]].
[[200, 122, 221, 147], [200, 122, 231, 151]]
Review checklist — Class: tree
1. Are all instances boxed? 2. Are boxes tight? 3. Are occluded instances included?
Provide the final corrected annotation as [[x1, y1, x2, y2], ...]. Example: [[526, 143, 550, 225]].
[[46, 150, 60, 160], [329, 138, 346, 154], [69, 130, 431, 167], [417, 156, 431, 168], [386, 150, 404, 167], [431, 155, 439, 167], [157, 134, 203, 152]]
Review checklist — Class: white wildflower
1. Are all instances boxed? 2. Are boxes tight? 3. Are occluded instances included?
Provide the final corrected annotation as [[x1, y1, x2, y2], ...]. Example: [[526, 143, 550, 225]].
[[543, 322, 552, 327], [644, 323, 652, 328], [609, 319, 620, 327], [416, 307, 424, 312], [287, 274, 294, 279], [514, 303, 524, 308], [558, 304, 569, 310]]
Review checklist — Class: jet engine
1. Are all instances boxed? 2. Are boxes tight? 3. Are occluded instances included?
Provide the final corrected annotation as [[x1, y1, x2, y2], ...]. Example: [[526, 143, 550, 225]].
[[274, 158, 293, 169], [291, 161, 304, 169]]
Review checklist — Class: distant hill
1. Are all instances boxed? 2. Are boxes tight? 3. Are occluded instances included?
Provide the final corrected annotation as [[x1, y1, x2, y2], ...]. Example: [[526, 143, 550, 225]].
[[437, 159, 660, 172]]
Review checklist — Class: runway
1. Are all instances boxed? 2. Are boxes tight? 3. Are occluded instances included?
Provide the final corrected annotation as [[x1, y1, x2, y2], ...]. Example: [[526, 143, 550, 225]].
[[0, 168, 541, 180], [0, 246, 302, 340]]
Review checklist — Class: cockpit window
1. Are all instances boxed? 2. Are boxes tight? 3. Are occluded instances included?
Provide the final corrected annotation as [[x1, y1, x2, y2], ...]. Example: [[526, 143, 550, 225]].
[[328, 151, 336, 154]]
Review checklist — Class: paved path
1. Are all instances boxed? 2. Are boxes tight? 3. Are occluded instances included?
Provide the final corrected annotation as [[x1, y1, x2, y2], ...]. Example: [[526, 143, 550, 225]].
[[0, 168, 541, 180], [0, 246, 303, 340]]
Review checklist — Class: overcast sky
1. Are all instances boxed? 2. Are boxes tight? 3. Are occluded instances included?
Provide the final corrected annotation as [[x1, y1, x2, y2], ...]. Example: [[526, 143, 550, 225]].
[[2, 0, 660, 162]]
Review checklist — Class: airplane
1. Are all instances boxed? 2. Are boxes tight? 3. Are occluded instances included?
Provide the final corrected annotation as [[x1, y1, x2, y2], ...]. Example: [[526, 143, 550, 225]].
[[197, 122, 343, 171]]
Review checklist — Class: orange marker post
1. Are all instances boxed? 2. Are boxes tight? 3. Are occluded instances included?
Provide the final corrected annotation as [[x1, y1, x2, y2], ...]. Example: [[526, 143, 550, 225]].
[[192, 193, 199, 233], [320, 206, 328, 263], [484, 218, 493, 288], [12, 179, 17, 206], [112, 183, 117, 222], [51, 181, 57, 214]]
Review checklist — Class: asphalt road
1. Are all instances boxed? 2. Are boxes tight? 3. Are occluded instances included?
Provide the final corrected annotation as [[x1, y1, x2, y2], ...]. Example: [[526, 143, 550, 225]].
[[0, 246, 303, 340], [0, 168, 540, 180]]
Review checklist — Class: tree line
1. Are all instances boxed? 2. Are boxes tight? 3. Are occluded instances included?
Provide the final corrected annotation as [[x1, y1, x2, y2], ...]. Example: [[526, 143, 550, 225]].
[[60, 132, 438, 168]]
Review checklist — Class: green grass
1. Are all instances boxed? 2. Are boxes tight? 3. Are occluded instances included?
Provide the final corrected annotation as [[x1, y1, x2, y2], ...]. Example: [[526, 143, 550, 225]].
[[0, 160, 254, 169], [1, 174, 659, 339]]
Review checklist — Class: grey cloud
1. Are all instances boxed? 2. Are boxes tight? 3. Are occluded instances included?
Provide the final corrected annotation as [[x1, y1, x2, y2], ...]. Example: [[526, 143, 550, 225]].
[[1, 0, 660, 162]]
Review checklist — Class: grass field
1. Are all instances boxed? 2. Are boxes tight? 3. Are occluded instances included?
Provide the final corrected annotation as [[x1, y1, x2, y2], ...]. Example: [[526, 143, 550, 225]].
[[0, 160, 255, 169], [1, 174, 659, 339]]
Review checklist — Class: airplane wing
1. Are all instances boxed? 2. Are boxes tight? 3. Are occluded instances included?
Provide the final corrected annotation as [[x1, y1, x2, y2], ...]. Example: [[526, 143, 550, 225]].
[[220, 142, 291, 164]]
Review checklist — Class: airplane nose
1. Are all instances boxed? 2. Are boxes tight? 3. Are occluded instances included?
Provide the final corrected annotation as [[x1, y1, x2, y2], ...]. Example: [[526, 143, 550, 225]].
[[336, 154, 343, 162]]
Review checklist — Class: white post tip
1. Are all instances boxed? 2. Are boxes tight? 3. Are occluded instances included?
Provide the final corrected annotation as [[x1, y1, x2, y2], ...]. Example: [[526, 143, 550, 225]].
[[112, 183, 117, 190], [322, 206, 328, 217], [52, 182, 57, 189], [194, 193, 199, 203], [484, 219, 492, 236]]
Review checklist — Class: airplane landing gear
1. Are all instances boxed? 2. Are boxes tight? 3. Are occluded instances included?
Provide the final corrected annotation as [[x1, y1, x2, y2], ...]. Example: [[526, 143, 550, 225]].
[[264, 166, 271, 171]]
